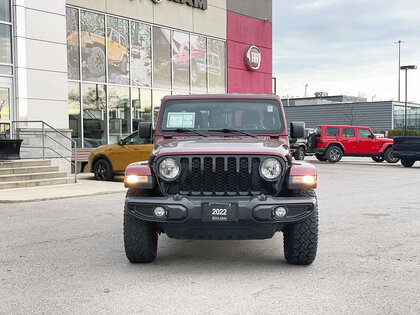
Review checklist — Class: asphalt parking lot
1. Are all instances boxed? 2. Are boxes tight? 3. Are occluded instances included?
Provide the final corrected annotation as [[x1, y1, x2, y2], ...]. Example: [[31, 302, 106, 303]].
[[1, 157, 419, 314]]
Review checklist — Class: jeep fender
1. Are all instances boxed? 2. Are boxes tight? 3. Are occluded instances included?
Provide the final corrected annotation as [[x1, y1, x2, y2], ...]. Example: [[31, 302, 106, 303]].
[[378, 143, 392, 155], [326, 142, 345, 153], [124, 161, 155, 189], [286, 162, 317, 190]]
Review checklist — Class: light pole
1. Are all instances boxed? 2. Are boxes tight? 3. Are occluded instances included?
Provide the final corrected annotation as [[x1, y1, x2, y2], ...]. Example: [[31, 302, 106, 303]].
[[395, 40, 405, 102], [400, 65, 417, 136]]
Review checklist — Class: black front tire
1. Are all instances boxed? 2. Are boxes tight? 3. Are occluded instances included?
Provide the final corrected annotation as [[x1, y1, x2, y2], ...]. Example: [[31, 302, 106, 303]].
[[401, 157, 415, 167], [283, 189, 318, 265], [384, 147, 400, 164], [326, 146, 343, 163], [315, 153, 327, 161], [293, 147, 306, 160], [371, 155, 385, 162], [124, 189, 158, 263], [93, 158, 114, 181]]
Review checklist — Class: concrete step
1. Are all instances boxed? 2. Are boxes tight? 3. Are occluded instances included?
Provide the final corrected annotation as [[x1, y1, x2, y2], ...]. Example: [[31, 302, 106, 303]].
[[0, 171, 67, 183], [0, 159, 51, 169], [0, 165, 59, 176], [0, 177, 73, 190]]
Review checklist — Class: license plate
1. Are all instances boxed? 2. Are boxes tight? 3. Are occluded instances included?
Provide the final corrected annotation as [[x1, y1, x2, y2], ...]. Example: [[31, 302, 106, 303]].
[[202, 203, 238, 222]]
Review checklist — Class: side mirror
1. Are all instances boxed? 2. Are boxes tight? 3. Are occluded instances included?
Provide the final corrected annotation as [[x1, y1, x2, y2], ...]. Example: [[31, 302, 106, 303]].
[[290, 122, 305, 139], [369, 134, 375, 139], [117, 139, 123, 146], [138, 122, 153, 142]]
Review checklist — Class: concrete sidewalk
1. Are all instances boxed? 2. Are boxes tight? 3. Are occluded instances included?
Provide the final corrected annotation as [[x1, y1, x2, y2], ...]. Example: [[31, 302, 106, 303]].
[[0, 174, 127, 203]]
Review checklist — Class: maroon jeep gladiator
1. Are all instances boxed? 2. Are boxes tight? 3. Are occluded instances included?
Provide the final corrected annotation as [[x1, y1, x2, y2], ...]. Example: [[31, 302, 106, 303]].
[[124, 94, 319, 265]]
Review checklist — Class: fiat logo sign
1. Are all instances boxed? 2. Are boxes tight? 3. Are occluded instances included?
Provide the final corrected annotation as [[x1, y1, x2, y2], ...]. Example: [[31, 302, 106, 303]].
[[245, 46, 261, 71]]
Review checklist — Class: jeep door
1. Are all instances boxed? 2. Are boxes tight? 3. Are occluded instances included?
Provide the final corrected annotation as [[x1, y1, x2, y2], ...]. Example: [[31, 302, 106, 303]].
[[341, 127, 357, 154], [356, 128, 377, 155], [108, 29, 122, 62]]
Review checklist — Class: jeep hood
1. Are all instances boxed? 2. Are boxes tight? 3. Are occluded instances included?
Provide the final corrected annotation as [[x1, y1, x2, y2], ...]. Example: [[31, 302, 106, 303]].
[[153, 137, 289, 161]]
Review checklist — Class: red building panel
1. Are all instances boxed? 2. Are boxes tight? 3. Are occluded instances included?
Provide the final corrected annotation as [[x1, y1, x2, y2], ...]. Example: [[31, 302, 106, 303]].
[[226, 11, 272, 94]]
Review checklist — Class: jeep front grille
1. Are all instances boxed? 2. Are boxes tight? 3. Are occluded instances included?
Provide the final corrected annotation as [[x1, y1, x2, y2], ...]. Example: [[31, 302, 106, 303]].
[[156, 155, 285, 197]]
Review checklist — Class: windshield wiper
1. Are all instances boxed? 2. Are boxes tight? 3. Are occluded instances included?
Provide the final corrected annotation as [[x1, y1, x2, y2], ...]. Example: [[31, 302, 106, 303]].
[[208, 128, 258, 138], [168, 128, 209, 137]]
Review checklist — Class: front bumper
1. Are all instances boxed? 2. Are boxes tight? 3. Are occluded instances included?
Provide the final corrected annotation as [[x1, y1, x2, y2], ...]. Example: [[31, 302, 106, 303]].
[[125, 195, 316, 240]]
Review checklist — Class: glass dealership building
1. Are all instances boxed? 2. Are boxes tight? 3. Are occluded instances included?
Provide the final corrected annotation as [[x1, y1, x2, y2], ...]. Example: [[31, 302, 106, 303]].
[[0, 0, 273, 148]]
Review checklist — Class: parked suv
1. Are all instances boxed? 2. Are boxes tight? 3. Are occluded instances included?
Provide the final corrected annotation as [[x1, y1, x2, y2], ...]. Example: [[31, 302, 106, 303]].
[[123, 95, 319, 265], [307, 125, 399, 163]]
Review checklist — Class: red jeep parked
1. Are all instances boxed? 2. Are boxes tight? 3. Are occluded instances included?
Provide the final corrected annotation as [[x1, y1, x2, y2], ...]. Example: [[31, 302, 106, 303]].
[[307, 125, 399, 163], [123, 94, 319, 265]]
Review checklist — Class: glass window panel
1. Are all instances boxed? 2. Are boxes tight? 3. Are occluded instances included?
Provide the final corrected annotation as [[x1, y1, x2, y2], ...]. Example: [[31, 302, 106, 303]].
[[80, 11, 105, 83], [208, 39, 226, 93], [153, 27, 171, 89], [66, 7, 80, 80], [325, 127, 339, 137], [343, 128, 355, 138], [0, 0, 10, 22], [0, 123, 9, 139], [0, 86, 10, 121], [108, 85, 130, 143], [358, 128, 373, 138], [107, 16, 129, 85], [68, 82, 82, 147], [0, 65, 12, 75], [131, 22, 151, 87], [132, 88, 152, 131], [0, 24, 12, 64], [82, 83, 106, 147], [153, 90, 171, 127], [190, 35, 207, 92], [172, 31, 190, 91]]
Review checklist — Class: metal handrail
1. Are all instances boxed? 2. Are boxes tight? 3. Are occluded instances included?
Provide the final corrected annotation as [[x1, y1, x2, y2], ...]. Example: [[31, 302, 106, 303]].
[[11, 120, 77, 183]]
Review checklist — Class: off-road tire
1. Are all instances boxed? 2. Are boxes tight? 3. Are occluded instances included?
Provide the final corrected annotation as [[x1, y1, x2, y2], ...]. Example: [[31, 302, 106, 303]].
[[87, 46, 105, 78], [119, 55, 128, 74], [326, 146, 343, 163], [384, 147, 399, 164], [293, 147, 306, 160], [371, 155, 384, 163], [283, 189, 318, 265], [93, 158, 114, 181], [124, 189, 158, 263], [315, 153, 327, 161], [400, 157, 415, 168]]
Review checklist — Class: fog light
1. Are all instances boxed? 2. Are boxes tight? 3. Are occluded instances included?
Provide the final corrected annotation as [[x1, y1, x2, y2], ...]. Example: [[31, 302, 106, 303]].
[[273, 206, 287, 219], [154, 206, 167, 219]]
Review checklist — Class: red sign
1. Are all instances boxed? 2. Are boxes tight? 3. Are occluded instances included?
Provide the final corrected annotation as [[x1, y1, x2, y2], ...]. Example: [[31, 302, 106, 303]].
[[245, 46, 261, 71]]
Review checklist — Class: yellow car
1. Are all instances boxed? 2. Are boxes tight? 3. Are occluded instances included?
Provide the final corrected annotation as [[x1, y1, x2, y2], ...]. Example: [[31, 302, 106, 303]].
[[89, 132, 153, 181]]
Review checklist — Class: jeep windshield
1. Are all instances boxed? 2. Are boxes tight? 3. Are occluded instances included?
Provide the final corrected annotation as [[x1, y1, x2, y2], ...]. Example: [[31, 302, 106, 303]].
[[159, 99, 284, 135]]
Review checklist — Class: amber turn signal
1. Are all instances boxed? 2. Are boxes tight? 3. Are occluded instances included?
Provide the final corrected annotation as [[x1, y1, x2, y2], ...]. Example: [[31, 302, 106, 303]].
[[125, 175, 149, 184], [292, 175, 317, 185]]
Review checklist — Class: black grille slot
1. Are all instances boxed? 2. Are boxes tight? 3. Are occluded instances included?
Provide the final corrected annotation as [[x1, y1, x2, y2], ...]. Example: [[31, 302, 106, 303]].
[[158, 156, 280, 197]]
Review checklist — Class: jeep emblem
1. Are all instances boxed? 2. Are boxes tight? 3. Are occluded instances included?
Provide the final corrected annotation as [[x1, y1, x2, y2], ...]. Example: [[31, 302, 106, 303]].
[[245, 46, 261, 71]]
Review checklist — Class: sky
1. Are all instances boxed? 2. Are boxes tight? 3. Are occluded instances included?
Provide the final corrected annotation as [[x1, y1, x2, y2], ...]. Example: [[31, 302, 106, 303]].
[[273, 0, 420, 103]]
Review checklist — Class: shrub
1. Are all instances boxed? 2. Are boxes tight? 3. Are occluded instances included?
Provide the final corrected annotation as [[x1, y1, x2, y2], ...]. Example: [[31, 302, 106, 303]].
[[387, 129, 420, 138]]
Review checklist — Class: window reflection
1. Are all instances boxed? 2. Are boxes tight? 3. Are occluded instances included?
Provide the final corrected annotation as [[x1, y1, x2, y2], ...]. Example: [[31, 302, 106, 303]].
[[153, 27, 171, 88], [83, 84, 107, 147], [0, 0, 11, 22], [80, 11, 106, 82], [190, 35, 207, 92], [208, 39, 225, 93], [108, 85, 130, 143], [107, 16, 129, 85], [0, 24, 12, 64], [131, 22, 151, 87], [172, 31, 190, 91], [68, 82, 82, 147], [0, 123, 9, 140], [153, 90, 171, 127], [66, 7, 80, 80], [132, 88, 152, 131]]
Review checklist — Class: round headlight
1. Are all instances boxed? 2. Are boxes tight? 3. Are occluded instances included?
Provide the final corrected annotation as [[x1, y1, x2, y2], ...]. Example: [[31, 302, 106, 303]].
[[260, 158, 282, 181], [159, 158, 180, 181]]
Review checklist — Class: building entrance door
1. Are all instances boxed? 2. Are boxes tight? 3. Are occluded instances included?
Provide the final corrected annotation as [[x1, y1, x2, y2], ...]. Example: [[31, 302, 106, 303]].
[[0, 77, 13, 139]]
